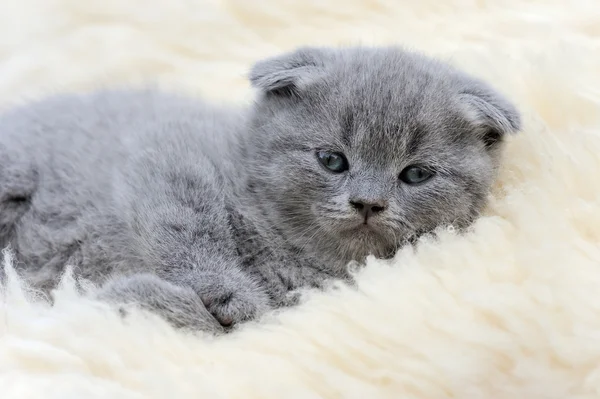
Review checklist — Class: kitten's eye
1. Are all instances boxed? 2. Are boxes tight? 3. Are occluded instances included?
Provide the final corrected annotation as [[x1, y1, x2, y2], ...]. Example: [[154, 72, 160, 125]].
[[399, 165, 434, 184], [316, 151, 348, 173]]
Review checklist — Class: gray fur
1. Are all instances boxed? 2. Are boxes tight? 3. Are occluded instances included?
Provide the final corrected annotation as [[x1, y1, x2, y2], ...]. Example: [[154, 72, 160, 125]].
[[0, 46, 520, 332]]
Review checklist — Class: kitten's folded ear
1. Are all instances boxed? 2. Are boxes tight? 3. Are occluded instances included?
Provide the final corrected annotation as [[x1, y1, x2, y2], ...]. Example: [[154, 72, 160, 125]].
[[458, 78, 522, 148], [249, 47, 329, 97]]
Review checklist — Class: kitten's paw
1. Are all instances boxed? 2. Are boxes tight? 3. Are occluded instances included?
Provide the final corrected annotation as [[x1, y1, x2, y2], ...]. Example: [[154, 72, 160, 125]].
[[191, 270, 271, 329]]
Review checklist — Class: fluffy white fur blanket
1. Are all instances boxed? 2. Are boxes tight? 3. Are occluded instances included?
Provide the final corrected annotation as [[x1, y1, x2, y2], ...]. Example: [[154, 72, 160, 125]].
[[1, 0, 600, 398]]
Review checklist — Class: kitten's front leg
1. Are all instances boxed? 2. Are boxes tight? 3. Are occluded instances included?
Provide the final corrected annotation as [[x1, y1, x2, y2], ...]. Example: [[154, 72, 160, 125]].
[[98, 268, 270, 331], [114, 150, 271, 329], [97, 273, 224, 333], [250, 259, 348, 309]]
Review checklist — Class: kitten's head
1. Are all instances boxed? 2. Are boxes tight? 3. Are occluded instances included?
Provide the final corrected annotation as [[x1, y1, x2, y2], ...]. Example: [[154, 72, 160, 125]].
[[244, 46, 520, 268]]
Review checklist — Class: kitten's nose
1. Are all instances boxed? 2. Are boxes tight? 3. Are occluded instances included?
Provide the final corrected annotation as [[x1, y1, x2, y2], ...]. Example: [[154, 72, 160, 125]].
[[349, 199, 386, 219]]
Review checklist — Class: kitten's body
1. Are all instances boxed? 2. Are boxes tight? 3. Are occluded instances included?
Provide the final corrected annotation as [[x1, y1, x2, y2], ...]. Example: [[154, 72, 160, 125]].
[[0, 90, 330, 331], [0, 46, 520, 332]]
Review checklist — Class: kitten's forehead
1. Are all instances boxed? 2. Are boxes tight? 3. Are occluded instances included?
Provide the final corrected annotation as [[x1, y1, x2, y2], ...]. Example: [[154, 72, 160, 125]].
[[330, 47, 454, 98], [310, 51, 469, 164]]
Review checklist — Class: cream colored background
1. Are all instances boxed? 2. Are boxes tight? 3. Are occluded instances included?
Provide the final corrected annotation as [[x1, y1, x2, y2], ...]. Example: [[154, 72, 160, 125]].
[[1, 1, 600, 398]]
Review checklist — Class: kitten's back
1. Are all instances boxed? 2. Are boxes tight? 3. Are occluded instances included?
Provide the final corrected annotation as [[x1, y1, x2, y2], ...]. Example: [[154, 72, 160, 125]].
[[0, 89, 242, 277]]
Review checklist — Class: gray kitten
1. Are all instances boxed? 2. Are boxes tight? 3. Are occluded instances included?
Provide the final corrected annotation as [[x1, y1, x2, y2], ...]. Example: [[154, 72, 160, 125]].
[[0, 46, 520, 333]]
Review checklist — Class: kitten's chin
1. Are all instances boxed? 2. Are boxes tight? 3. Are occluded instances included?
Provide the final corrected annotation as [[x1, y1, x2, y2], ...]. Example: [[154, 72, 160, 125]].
[[284, 217, 400, 265], [335, 225, 398, 262]]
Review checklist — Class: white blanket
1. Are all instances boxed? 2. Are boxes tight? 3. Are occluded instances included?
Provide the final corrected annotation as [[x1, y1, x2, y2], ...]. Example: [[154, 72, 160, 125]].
[[1, 0, 600, 398]]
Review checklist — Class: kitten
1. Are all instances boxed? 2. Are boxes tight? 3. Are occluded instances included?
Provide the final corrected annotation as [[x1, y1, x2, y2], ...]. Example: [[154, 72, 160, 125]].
[[0, 46, 521, 333]]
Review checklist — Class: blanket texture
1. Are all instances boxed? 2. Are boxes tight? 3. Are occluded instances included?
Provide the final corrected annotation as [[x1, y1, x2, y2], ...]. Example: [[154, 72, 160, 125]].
[[1, 0, 600, 398]]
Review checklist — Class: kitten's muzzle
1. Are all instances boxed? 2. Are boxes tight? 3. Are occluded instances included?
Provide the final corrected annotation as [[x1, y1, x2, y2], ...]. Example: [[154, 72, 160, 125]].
[[349, 199, 386, 222]]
